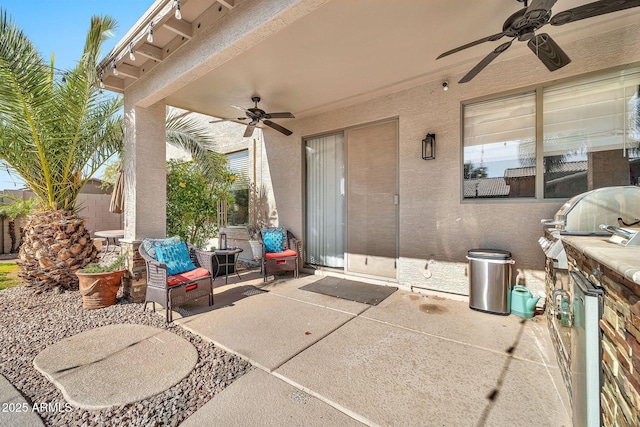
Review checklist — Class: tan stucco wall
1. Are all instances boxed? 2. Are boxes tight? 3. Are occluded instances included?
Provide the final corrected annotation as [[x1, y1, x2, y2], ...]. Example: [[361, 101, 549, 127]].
[[77, 194, 124, 237], [259, 21, 640, 295]]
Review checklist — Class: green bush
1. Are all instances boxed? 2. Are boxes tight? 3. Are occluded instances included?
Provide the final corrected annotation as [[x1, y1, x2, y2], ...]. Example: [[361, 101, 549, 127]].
[[166, 159, 232, 249]]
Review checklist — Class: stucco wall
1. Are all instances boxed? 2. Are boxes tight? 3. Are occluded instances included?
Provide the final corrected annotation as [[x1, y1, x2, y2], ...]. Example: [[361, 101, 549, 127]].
[[77, 193, 124, 237], [260, 21, 640, 295]]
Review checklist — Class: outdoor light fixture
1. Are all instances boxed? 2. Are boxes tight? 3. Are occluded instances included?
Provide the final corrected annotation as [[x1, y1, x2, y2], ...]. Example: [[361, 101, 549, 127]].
[[99, 73, 105, 89], [111, 60, 118, 76], [422, 133, 435, 160], [129, 43, 136, 61], [442, 80, 449, 91], [174, 0, 182, 20], [147, 22, 154, 43]]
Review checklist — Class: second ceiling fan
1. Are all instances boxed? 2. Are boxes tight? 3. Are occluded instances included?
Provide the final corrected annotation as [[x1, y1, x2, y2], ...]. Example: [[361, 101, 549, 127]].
[[210, 96, 295, 137], [437, 0, 640, 83]]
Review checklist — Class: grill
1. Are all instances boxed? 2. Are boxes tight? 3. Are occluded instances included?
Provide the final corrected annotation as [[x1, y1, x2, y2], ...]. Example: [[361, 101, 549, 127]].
[[539, 186, 640, 269], [540, 185, 640, 422]]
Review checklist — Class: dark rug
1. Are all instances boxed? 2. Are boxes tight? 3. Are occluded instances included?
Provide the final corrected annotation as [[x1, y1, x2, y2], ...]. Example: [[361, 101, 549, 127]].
[[299, 277, 397, 306]]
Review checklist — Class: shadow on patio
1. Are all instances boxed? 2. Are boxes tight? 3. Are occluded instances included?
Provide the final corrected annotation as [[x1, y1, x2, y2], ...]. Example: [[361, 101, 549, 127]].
[[150, 273, 571, 426]]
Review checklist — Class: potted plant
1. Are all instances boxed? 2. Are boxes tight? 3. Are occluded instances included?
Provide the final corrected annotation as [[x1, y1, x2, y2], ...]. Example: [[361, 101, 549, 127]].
[[247, 183, 267, 261], [76, 252, 127, 310]]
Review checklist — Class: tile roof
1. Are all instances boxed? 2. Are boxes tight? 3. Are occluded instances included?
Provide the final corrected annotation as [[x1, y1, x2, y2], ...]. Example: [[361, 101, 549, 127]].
[[504, 166, 536, 178], [464, 178, 510, 198]]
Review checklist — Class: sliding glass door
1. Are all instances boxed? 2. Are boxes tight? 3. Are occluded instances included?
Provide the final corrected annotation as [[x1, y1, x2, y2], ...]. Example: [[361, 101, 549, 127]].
[[305, 133, 345, 268], [305, 120, 398, 279]]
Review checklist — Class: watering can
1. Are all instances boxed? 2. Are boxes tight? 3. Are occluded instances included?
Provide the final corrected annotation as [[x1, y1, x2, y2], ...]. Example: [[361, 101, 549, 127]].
[[510, 285, 540, 318]]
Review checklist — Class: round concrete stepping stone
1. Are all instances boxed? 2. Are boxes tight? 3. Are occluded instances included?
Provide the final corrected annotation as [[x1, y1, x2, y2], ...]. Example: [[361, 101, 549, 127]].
[[33, 324, 197, 409]]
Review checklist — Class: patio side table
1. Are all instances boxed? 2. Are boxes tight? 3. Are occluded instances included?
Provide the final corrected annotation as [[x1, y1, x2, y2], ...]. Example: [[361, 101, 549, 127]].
[[212, 248, 243, 284], [94, 229, 124, 252]]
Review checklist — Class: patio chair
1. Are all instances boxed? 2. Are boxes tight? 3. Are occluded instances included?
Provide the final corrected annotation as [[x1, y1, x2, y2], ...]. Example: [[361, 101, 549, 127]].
[[139, 236, 214, 322], [260, 227, 300, 282]]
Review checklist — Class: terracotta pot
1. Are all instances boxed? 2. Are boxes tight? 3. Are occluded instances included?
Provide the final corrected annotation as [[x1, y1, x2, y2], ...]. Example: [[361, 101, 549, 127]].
[[76, 269, 126, 310]]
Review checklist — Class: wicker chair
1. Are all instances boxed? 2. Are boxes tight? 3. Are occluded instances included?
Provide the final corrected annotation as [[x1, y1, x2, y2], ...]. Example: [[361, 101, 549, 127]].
[[139, 243, 214, 322], [260, 228, 300, 282]]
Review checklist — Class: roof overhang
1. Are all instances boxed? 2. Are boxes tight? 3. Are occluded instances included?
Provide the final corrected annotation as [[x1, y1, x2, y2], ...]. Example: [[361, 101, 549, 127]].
[[98, 0, 640, 120]]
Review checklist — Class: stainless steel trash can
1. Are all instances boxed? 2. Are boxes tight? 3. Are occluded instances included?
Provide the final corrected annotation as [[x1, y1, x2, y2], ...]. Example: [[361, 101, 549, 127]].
[[467, 249, 514, 315]]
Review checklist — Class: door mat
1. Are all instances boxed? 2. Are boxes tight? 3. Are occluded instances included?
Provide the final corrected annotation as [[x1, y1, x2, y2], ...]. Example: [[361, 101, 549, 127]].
[[299, 277, 397, 306]]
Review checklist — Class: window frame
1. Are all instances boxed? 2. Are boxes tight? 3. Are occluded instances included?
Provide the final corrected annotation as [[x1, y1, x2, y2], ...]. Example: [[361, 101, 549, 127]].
[[460, 64, 640, 203], [225, 149, 250, 227]]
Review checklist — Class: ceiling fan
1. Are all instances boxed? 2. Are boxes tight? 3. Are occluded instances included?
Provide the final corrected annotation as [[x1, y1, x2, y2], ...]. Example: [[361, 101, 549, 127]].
[[437, 0, 640, 83], [209, 96, 295, 137]]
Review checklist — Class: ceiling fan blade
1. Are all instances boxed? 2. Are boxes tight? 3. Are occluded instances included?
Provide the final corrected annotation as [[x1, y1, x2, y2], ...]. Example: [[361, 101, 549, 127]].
[[458, 40, 513, 83], [209, 117, 247, 123], [263, 120, 293, 136], [232, 104, 260, 119], [436, 31, 507, 59], [526, 0, 557, 13], [525, 0, 557, 20], [550, 0, 640, 26], [264, 112, 295, 119], [243, 123, 256, 138], [528, 33, 571, 71]]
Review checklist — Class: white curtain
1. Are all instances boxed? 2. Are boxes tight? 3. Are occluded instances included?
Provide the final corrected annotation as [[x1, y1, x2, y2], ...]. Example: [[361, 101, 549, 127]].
[[305, 133, 344, 268]]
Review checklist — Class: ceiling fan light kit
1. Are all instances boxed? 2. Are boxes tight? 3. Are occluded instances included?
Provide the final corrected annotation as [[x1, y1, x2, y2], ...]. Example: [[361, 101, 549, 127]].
[[437, 0, 640, 83]]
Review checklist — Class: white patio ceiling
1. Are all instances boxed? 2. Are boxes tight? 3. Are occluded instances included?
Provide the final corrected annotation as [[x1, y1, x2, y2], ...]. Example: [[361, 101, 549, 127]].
[[100, 0, 640, 120]]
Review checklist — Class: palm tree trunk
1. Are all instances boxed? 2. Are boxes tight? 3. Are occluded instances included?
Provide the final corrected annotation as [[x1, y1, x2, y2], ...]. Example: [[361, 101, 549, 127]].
[[17, 210, 98, 291], [8, 220, 16, 253]]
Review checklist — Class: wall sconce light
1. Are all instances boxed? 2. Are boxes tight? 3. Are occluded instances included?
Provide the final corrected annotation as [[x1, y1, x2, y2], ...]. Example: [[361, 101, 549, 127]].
[[422, 133, 435, 160]]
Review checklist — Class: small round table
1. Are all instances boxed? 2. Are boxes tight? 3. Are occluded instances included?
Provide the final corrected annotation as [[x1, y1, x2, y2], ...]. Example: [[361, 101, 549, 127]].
[[94, 229, 124, 252], [213, 248, 243, 284]]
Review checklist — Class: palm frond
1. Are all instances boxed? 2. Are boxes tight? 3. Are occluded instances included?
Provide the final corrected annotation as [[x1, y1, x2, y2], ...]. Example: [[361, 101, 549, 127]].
[[166, 110, 228, 181], [0, 9, 122, 211]]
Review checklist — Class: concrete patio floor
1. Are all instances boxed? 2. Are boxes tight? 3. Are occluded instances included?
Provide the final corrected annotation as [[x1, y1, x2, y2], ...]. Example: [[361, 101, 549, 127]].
[[170, 273, 571, 426]]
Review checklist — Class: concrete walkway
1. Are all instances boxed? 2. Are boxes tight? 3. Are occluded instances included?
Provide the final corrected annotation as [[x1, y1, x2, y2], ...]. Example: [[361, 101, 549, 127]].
[[0, 374, 44, 427], [174, 274, 571, 426]]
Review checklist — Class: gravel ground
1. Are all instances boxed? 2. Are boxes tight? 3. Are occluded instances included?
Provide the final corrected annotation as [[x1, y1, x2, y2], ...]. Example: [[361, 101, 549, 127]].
[[0, 284, 252, 426]]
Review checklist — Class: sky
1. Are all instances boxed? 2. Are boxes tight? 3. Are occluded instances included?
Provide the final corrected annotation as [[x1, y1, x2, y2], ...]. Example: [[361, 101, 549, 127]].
[[0, 0, 153, 190]]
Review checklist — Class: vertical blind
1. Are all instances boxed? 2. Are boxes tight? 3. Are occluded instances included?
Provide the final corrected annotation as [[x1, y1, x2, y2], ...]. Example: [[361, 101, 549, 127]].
[[305, 133, 344, 268]]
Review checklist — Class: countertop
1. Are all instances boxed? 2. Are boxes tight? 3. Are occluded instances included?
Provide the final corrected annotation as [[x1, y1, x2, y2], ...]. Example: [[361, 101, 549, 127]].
[[561, 235, 640, 285]]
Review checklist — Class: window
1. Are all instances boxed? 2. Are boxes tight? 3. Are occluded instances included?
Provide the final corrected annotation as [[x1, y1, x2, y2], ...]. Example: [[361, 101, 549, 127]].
[[543, 72, 640, 198], [463, 93, 536, 198], [463, 68, 640, 200], [226, 150, 249, 226]]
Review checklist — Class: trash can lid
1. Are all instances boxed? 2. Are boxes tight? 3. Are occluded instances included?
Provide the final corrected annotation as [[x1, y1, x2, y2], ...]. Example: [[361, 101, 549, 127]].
[[467, 249, 512, 260]]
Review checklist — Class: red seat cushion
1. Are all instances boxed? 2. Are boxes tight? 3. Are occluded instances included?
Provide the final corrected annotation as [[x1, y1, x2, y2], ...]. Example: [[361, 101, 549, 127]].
[[265, 249, 297, 259], [167, 267, 210, 286]]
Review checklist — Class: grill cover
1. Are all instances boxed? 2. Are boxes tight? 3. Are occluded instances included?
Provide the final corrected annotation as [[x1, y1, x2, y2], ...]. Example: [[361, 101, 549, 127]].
[[554, 186, 640, 234]]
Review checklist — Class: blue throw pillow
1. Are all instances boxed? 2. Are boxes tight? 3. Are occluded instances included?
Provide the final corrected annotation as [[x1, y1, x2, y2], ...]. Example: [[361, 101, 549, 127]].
[[155, 242, 196, 276], [141, 236, 181, 260], [262, 227, 286, 253]]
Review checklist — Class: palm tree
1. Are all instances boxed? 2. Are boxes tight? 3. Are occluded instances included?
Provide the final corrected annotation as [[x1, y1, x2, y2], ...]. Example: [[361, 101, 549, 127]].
[[0, 195, 36, 253], [0, 10, 122, 291]]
